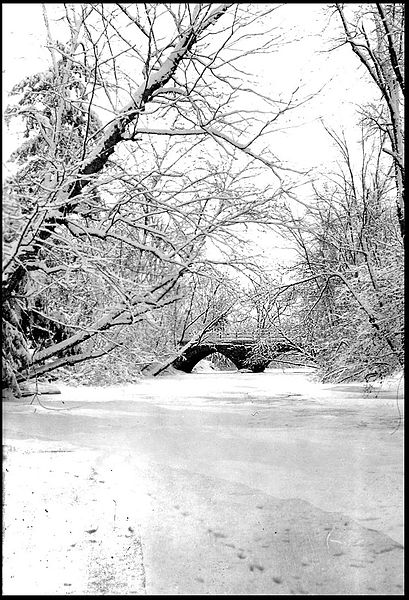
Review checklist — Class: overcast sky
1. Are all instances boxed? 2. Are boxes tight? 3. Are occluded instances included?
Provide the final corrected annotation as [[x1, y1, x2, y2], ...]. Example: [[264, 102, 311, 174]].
[[2, 3, 377, 268], [2, 3, 375, 163]]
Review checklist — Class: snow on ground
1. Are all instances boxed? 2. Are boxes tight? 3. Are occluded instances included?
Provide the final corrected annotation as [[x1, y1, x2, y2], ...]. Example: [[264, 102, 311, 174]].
[[2, 368, 404, 595]]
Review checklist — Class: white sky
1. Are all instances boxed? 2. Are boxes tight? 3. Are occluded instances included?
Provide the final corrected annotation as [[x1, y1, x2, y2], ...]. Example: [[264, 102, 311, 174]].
[[2, 3, 378, 268], [2, 3, 376, 162]]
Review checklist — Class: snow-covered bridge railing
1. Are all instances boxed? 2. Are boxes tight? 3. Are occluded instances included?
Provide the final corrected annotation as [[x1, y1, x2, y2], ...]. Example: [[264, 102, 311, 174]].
[[181, 329, 288, 345]]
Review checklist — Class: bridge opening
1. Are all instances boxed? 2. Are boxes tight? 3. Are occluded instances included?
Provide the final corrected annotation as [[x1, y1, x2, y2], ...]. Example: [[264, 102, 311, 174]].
[[192, 352, 237, 373]]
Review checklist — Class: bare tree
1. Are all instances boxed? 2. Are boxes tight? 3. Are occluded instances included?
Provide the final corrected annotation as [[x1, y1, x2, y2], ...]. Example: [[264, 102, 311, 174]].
[[3, 3, 304, 392], [270, 126, 404, 381], [334, 3, 404, 237]]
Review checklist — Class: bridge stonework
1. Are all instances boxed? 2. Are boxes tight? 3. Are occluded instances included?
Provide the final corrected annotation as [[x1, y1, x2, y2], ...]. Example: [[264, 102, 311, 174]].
[[172, 333, 294, 373]]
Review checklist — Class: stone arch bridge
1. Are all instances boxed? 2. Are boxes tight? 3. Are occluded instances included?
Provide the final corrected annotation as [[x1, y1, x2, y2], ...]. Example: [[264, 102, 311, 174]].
[[173, 331, 295, 373]]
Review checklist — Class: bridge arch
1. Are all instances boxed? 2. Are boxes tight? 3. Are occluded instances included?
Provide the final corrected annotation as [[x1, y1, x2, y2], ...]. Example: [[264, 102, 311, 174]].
[[175, 345, 243, 373], [172, 342, 272, 373], [172, 331, 296, 374]]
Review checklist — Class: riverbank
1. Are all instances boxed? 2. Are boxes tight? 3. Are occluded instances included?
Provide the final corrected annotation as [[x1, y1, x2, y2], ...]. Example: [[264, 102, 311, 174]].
[[2, 369, 404, 594]]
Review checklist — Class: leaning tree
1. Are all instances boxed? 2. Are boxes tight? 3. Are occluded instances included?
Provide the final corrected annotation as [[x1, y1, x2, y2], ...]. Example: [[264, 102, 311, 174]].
[[3, 4, 306, 393]]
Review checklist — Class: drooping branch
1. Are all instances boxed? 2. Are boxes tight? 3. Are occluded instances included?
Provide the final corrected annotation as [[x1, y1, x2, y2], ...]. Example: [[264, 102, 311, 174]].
[[3, 4, 233, 292]]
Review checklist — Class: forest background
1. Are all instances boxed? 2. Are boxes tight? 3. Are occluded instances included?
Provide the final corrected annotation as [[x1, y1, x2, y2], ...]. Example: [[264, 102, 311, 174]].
[[2, 3, 404, 393]]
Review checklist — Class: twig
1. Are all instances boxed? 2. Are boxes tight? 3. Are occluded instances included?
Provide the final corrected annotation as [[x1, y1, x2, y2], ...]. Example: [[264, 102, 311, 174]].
[[390, 372, 404, 435]]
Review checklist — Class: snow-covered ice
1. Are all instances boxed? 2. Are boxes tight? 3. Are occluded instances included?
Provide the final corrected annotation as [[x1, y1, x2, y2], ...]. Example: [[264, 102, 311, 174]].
[[2, 368, 404, 595]]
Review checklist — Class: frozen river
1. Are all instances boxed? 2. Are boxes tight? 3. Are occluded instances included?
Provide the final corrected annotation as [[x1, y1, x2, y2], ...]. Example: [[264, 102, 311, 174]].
[[3, 368, 404, 595]]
